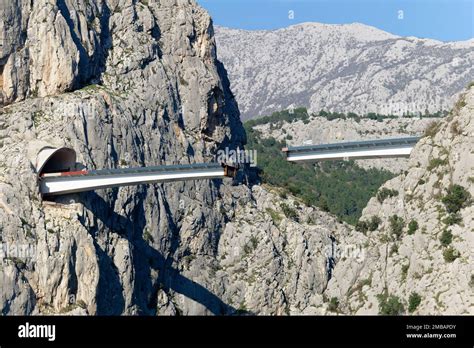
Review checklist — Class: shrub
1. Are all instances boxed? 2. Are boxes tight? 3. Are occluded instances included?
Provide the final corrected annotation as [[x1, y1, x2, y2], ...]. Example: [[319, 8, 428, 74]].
[[408, 292, 422, 313], [377, 188, 399, 203], [368, 216, 382, 231], [355, 220, 368, 233], [401, 264, 409, 281], [407, 220, 418, 235], [319, 197, 330, 212], [443, 213, 462, 226], [389, 215, 405, 239], [328, 297, 339, 312], [450, 120, 461, 135], [455, 98, 467, 110], [424, 121, 440, 137], [266, 208, 282, 225], [250, 236, 259, 249], [390, 243, 399, 255], [443, 247, 459, 263], [427, 158, 448, 171], [143, 229, 154, 244], [439, 229, 453, 247], [441, 185, 471, 214], [243, 241, 256, 255], [280, 203, 298, 221], [378, 292, 404, 315]]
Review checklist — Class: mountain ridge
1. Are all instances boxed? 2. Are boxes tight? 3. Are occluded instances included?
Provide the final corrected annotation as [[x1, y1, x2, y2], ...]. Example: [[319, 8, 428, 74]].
[[215, 23, 474, 120]]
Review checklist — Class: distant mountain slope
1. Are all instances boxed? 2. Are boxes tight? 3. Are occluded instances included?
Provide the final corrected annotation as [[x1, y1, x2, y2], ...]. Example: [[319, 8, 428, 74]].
[[215, 23, 474, 120]]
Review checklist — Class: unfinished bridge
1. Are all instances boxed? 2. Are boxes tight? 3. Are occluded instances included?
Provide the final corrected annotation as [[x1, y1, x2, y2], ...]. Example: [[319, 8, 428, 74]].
[[36, 147, 236, 196], [35, 136, 420, 196], [282, 137, 420, 162]]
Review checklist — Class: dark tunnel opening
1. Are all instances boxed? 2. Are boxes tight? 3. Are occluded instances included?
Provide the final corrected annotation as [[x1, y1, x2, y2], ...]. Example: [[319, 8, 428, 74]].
[[37, 147, 77, 177]]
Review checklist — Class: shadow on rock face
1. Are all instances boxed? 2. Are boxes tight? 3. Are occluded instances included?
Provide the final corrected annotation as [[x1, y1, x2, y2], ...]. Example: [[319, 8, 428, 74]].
[[80, 190, 238, 316]]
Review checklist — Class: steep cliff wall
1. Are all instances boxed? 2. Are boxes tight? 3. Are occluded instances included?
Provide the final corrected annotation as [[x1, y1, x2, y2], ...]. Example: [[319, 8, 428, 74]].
[[0, 0, 247, 315], [1, 0, 471, 316], [326, 87, 474, 314], [0, 0, 345, 315]]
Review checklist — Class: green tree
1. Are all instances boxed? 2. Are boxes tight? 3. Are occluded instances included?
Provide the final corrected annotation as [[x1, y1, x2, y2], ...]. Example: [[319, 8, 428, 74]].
[[407, 220, 418, 235], [378, 292, 405, 315], [389, 215, 405, 239], [368, 216, 382, 231], [443, 247, 459, 263], [280, 203, 298, 221], [328, 297, 339, 312], [442, 185, 471, 213], [377, 188, 399, 203], [408, 292, 422, 313], [355, 220, 368, 233], [439, 229, 453, 247]]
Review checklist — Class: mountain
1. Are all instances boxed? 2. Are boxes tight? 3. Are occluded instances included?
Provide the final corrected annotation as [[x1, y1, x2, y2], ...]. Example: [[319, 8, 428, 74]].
[[0, 0, 347, 315], [215, 23, 474, 120], [0, 1, 472, 316]]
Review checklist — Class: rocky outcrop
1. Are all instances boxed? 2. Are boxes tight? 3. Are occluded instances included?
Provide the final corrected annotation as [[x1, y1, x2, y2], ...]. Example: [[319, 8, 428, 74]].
[[213, 184, 356, 315], [0, 0, 345, 316], [326, 88, 474, 314], [215, 24, 474, 120], [0, 0, 248, 315]]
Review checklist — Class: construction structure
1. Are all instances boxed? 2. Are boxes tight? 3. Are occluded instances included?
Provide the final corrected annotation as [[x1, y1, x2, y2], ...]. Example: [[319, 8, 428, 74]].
[[36, 147, 236, 196], [282, 137, 420, 162]]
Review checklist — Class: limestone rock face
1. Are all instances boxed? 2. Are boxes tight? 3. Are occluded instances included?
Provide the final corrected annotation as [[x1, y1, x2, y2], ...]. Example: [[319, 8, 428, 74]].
[[326, 88, 474, 315], [0, 0, 345, 316], [0, 0, 247, 315]]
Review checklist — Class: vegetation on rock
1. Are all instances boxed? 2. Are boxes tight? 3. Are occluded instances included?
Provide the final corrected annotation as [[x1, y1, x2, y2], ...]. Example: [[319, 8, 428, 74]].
[[377, 292, 405, 315], [408, 292, 422, 313], [244, 120, 394, 225]]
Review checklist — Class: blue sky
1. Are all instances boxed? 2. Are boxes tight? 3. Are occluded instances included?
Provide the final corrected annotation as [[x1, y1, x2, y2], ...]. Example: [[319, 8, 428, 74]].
[[197, 0, 473, 42]]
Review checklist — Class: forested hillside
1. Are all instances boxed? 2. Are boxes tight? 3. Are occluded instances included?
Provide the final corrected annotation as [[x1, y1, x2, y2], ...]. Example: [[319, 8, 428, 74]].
[[245, 120, 394, 224]]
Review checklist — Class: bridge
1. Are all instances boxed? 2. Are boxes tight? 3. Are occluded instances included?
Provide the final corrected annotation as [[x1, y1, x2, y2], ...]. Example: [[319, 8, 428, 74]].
[[282, 137, 420, 162], [36, 147, 236, 196]]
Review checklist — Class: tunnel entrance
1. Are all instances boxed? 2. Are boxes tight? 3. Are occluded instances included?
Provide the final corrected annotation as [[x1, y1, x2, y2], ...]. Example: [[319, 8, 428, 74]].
[[36, 147, 77, 177]]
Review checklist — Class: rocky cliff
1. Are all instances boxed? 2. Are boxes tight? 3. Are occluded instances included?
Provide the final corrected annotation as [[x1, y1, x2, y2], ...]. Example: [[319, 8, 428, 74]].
[[0, 0, 345, 315], [1, 0, 472, 316], [326, 88, 474, 314], [215, 24, 474, 120]]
